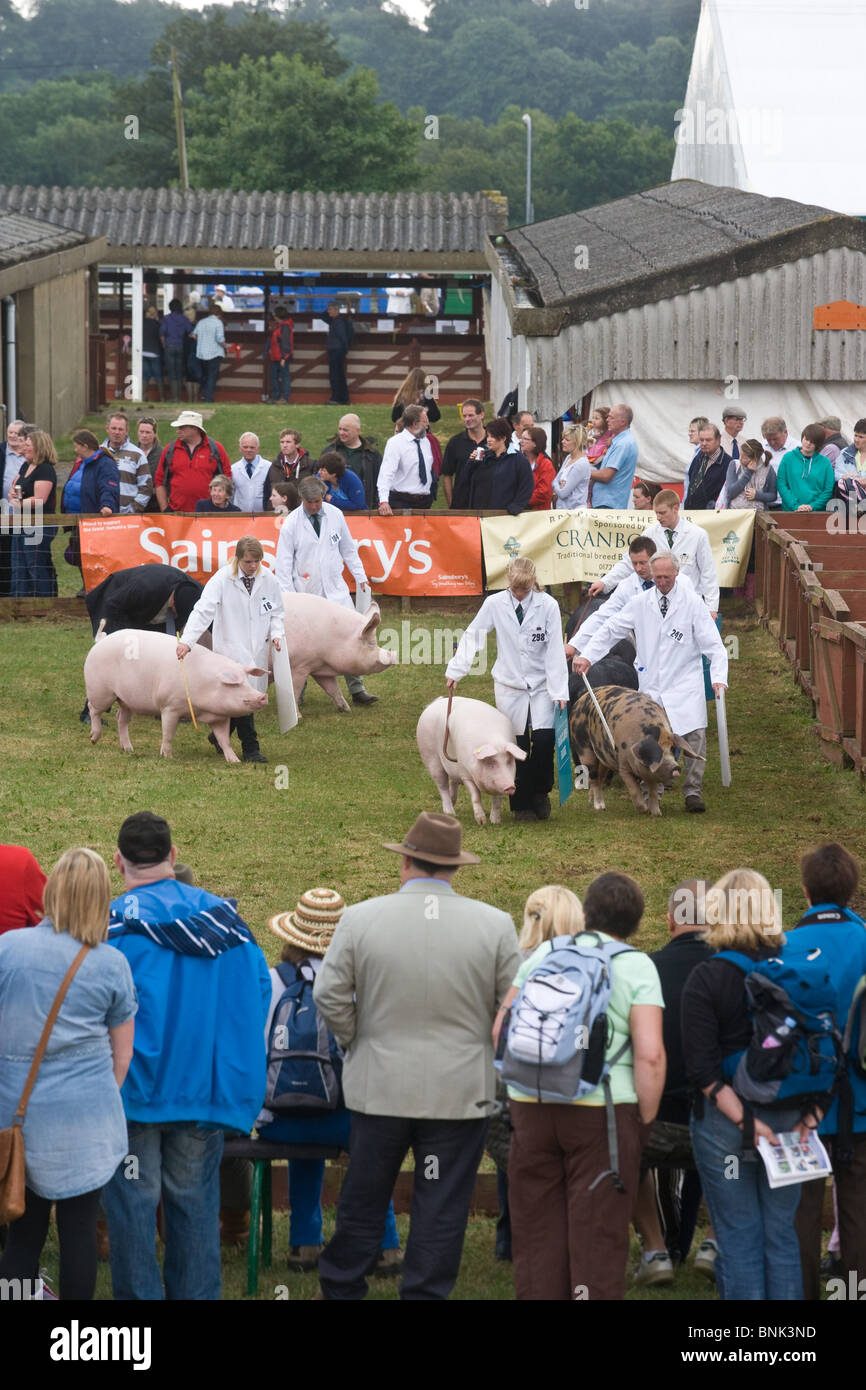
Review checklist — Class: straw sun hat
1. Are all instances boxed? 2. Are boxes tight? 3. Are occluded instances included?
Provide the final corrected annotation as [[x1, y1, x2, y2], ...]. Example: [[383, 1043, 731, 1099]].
[[269, 888, 346, 956]]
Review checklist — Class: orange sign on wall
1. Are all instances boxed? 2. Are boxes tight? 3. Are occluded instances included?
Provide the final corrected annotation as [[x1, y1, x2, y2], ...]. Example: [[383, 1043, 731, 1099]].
[[79, 514, 483, 597]]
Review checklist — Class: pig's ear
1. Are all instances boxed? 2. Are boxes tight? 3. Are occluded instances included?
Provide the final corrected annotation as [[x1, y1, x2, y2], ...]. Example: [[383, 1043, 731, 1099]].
[[474, 743, 499, 761], [219, 670, 243, 686], [361, 606, 381, 635], [244, 666, 267, 677], [504, 742, 528, 761], [671, 733, 700, 758]]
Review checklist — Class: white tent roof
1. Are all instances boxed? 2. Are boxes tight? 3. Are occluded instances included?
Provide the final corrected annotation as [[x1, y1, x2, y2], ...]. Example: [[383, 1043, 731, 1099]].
[[671, 0, 866, 216]]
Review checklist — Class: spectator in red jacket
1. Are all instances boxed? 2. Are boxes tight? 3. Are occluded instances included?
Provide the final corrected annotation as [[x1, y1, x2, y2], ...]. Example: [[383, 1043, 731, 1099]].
[[154, 412, 230, 512], [520, 426, 556, 511], [0, 843, 47, 933], [268, 306, 294, 404]]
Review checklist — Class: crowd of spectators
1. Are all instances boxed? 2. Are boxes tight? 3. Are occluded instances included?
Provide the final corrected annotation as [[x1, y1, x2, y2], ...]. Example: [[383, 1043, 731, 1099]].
[[1, 820, 864, 1303]]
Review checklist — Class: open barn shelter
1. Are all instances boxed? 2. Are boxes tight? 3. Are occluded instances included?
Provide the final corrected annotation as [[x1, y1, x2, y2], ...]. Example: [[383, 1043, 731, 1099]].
[[0, 187, 509, 410], [485, 179, 866, 483], [0, 211, 104, 437]]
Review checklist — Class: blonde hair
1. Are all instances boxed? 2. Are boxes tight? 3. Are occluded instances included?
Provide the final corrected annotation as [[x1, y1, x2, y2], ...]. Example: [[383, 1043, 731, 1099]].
[[393, 367, 427, 408], [230, 535, 264, 575], [702, 869, 784, 952], [518, 885, 584, 951], [43, 848, 110, 946], [506, 556, 542, 592], [562, 423, 588, 453], [26, 429, 59, 469]]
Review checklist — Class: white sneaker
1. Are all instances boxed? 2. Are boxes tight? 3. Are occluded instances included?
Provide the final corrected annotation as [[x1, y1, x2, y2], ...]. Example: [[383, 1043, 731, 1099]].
[[634, 1251, 674, 1287], [694, 1239, 718, 1282]]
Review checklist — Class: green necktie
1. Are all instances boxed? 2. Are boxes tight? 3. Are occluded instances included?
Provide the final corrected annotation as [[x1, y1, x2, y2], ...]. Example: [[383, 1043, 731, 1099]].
[[515, 603, 524, 624], [665, 528, 675, 548], [311, 511, 321, 536]]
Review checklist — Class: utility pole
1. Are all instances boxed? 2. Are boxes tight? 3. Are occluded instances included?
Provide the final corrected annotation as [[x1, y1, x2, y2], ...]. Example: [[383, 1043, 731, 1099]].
[[522, 113, 532, 225], [170, 47, 189, 192]]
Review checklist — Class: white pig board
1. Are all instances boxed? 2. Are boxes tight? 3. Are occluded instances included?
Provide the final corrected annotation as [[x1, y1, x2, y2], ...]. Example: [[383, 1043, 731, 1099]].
[[272, 640, 299, 733]]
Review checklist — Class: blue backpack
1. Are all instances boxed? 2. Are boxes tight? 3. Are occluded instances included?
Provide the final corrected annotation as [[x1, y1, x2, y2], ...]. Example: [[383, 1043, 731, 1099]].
[[263, 962, 343, 1114], [496, 931, 635, 1190], [717, 945, 845, 1107]]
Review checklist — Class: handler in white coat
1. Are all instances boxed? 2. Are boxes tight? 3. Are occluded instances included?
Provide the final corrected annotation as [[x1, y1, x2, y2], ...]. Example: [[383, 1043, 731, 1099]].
[[275, 475, 377, 705], [446, 556, 569, 822], [176, 534, 284, 763], [574, 552, 727, 813], [589, 489, 719, 615]]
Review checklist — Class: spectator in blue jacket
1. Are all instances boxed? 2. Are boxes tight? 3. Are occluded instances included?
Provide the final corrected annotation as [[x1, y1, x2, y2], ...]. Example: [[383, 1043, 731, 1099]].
[[160, 297, 193, 401], [792, 842, 866, 1300], [102, 811, 270, 1302], [61, 431, 120, 517], [317, 451, 367, 511], [61, 430, 120, 585]]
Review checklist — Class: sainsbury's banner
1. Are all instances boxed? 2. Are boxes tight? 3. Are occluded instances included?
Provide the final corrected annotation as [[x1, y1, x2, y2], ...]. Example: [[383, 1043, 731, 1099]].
[[79, 514, 483, 596], [481, 509, 755, 588]]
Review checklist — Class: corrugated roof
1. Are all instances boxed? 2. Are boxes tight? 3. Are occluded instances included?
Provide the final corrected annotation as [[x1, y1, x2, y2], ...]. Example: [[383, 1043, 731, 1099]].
[[0, 210, 91, 270], [0, 187, 507, 254], [498, 180, 866, 329]]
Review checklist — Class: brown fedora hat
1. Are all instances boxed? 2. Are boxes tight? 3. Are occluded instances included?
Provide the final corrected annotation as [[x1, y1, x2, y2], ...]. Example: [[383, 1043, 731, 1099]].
[[383, 811, 479, 866]]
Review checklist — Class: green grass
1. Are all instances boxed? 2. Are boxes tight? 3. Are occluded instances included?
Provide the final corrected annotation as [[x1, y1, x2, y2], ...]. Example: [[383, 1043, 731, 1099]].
[[1, 598, 858, 1299], [3, 601, 866, 960]]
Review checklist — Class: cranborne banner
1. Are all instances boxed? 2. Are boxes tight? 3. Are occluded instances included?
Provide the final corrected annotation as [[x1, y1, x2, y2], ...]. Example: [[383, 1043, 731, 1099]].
[[480, 509, 755, 588], [79, 514, 484, 596]]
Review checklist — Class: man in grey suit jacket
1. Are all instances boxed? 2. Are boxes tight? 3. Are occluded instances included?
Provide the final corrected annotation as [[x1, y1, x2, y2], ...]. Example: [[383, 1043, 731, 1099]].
[[314, 810, 519, 1300]]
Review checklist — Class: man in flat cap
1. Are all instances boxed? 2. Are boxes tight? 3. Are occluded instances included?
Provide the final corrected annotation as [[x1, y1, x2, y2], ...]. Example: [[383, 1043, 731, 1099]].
[[313, 811, 519, 1300]]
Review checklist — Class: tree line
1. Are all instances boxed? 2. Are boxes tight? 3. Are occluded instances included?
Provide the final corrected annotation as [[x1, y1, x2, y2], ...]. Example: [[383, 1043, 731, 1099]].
[[0, 0, 698, 223]]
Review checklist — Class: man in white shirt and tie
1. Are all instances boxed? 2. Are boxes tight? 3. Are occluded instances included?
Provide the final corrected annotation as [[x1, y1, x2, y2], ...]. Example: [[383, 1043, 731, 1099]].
[[231, 433, 270, 512], [377, 405, 434, 514]]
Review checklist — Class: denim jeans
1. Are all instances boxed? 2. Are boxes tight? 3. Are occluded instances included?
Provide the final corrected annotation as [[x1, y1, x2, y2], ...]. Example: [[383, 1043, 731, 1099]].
[[198, 357, 221, 402], [10, 528, 57, 596], [690, 1103, 804, 1300], [269, 361, 291, 402], [103, 1121, 224, 1300], [164, 343, 185, 394]]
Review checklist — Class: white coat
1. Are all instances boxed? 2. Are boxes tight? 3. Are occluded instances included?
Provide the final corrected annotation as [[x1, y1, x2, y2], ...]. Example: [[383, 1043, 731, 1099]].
[[231, 455, 271, 512], [576, 569, 694, 648], [578, 577, 728, 735], [180, 563, 285, 693], [274, 501, 368, 610], [446, 589, 569, 731], [602, 516, 719, 610]]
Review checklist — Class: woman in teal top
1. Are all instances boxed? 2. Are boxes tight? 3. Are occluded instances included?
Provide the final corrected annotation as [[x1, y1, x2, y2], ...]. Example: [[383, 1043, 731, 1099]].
[[776, 424, 835, 511]]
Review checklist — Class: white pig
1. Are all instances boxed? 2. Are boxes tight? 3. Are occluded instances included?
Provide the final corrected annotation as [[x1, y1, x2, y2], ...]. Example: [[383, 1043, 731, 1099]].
[[416, 696, 526, 826], [283, 593, 396, 712], [84, 629, 267, 763]]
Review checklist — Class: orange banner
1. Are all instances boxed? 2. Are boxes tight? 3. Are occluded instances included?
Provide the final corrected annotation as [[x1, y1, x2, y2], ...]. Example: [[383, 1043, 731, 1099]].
[[79, 514, 483, 597]]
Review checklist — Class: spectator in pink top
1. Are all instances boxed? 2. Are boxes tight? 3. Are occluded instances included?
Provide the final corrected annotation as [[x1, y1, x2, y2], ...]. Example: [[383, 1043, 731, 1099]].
[[586, 406, 613, 465]]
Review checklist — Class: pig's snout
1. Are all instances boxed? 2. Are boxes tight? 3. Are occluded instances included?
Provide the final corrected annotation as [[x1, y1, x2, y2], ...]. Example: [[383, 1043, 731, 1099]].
[[246, 691, 268, 710]]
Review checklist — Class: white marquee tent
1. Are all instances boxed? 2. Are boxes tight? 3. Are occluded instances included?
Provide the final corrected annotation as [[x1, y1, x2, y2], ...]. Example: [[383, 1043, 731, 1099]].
[[672, 0, 866, 217]]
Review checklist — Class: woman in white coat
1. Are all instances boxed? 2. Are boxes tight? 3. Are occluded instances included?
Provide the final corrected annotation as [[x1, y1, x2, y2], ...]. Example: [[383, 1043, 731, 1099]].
[[446, 557, 569, 822], [176, 535, 284, 763]]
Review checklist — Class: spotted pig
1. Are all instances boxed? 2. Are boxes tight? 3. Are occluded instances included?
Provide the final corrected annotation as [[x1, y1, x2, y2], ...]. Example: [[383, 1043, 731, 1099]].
[[568, 684, 699, 816]]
